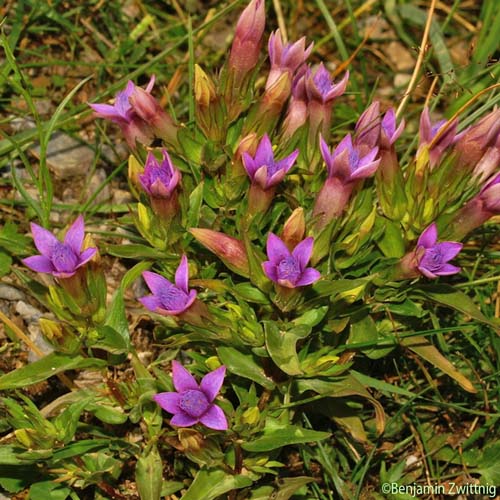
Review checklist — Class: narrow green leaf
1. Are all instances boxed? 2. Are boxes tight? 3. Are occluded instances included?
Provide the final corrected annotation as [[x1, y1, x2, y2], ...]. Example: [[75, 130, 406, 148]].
[[0, 354, 106, 390]]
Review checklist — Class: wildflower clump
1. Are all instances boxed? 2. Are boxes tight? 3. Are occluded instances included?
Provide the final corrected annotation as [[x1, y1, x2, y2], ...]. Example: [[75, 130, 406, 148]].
[[4, 1, 500, 498]]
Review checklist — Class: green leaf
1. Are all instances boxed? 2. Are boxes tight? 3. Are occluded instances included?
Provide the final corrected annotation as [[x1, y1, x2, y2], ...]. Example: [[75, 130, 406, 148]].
[[217, 346, 275, 389], [0, 446, 29, 465], [264, 322, 310, 376], [350, 370, 416, 398], [0, 251, 12, 277], [0, 465, 39, 493], [242, 419, 330, 452], [233, 282, 270, 304], [476, 441, 500, 484], [401, 335, 476, 393], [311, 278, 369, 302], [104, 243, 167, 259], [103, 288, 130, 353], [29, 481, 71, 500], [136, 445, 163, 500], [413, 284, 499, 329], [272, 477, 315, 500], [293, 306, 328, 328], [0, 353, 107, 390], [378, 220, 405, 258], [182, 468, 252, 500], [92, 325, 130, 354], [187, 182, 204, 229]]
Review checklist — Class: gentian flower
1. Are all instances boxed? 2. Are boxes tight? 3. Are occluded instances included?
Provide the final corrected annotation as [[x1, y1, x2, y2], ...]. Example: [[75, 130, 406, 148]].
[[354, 101, 381, 154], [228, 0, 266, 75], [282, 69, 309, 138], [380, 108, 405, 149], [23, 216, 97, 278], [90, 76, 177, 148], [139, 150, 181, 199], [266, 30, 313, 90], [314, 135, 380, 228], [139, 255, 197, 316], [90, 78, 155, 148], [418, 107, 458, 168], [397, 223, 462, 279], [306, 63, 349, 104], [262, 233, 321, 288], [415, 223, 462, 278], [242, 134, 299, 190], [320, 134, 380, 182], [154, 361, 228, 430]]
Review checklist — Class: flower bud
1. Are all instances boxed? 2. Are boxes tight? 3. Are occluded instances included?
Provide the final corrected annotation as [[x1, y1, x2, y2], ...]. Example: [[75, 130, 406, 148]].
[[190, 228, 250, 277], [281, 208, 305, 250], [228, 0, 266, 75], [242, 407, 260, 425], [194, 64, 217, 109]]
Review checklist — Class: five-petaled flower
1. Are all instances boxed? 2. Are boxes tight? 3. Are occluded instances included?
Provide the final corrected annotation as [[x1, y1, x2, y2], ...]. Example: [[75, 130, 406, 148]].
[[415, 223, 462, 278], [139, 150, 181, 199], [23, 216, 97, 279], [154, 361, 228, 430], [266, 30, 313, 90], [139, 255, 197, 315], [242, 134, 299, 190], [320, 134, 380, 183], [262, 233, 321, 288], [306, 63, 349, 104]]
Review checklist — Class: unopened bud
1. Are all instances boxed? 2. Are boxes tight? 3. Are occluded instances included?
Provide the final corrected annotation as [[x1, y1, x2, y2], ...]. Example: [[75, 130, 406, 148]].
[[194, 64, 217, 108], [281, 208, 305, 250]]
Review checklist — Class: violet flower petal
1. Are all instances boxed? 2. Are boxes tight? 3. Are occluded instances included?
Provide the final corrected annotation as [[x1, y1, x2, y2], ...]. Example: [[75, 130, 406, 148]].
[[266, 233, 291, 264], [433, 242, 463, 261], [434, 263, 461, 275], [200, 366, 226, 402], [417, 223, 438, 248], [30, 223, 59, 257], [170, 412, 198, 427], [142, 271, 174, 296], [253, 134, 274, 167], [262, 261, 279, 282], [63, 216, 85, 254], [295, 267, 321, 286], [200, 405, 228, 430], [22, 255, 55, 274], [291, 236, 314, 270], [76, 248, 97, 268], [172, 361, 199, 392], [153, 392, 181, 413], [138, 295, 163, 312], [175, 255, 190, 293]]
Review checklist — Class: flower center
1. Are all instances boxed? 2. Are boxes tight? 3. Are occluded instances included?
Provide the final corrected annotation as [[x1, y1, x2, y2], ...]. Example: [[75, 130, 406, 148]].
[[51, 242, 78, 273], [314, 70, 332, 95], [179, 390, 209, 418], [349, 148, 360, 170], [159, 287, 189, 311], [277, 256, 301, 284], [421, 247, 443, 270], [149, 165, 172, 187]]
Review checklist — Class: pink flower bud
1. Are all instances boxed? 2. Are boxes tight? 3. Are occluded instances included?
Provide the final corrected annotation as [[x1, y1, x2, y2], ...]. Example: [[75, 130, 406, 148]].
[[229, 0, 266, 75]]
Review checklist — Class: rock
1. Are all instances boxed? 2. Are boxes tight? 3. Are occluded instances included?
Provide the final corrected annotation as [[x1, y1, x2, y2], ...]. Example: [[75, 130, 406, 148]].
[[386, 41, 415, 72], [0, 284, 25, 301], [112, 189, 133, 205], [15, 301, 43, 322], [87, 168, 111, 204], [31, 132, 95, 180], [27, 324, 54, 363]]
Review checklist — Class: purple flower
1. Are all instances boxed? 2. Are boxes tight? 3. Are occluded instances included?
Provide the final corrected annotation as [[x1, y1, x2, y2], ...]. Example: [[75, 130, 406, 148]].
[[354, 101, 381, 153], [90, 77, 156, 148], [139, 150, 181, 199], [320, 134, 380, 182], [139, 255, 197, 316], [242, 134, 299, 189], [22, 216, 97, 279], [266, 30, 313, 89], [306, 64, 349, 104], [380, 108, 405, 149], [418, 108, 458, 167], [154, 361, 228, 430], [262, 233, 321, 288], [479, 172, 500, 213], [416, 223, 462, 278]]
